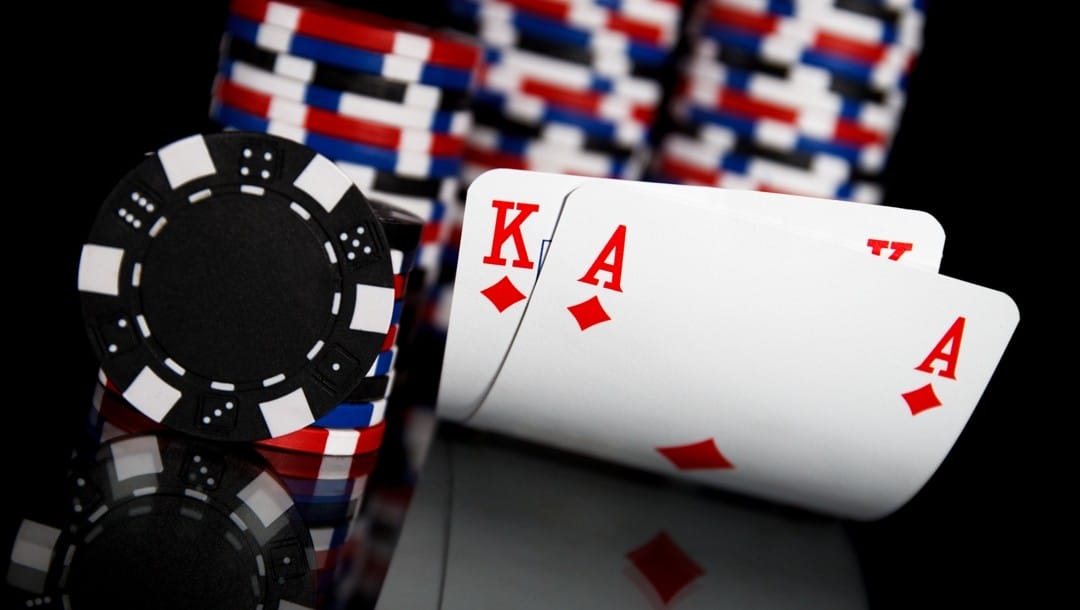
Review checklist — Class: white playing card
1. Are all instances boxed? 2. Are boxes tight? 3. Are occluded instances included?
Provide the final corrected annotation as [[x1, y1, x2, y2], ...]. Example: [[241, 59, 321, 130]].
[[436, 435, 867, 609], [440, 169, 946, 425], [464, 180, 1018, 519]]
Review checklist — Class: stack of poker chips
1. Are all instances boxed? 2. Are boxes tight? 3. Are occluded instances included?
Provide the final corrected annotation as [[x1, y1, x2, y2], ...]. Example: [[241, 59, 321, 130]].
[[211, 0, 482, 296], [653, 0, 925, 203], [81, 384, 381, 608], [445, 0, 688, 182]]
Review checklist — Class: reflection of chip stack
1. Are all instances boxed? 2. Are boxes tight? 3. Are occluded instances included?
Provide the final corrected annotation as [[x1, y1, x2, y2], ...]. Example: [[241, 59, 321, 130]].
[[7, 422, 320, 608], [211, 0, 482, 303], [446, 0, 687, 182], [654, 0, 926, 203], [83, 381, 381, 608]]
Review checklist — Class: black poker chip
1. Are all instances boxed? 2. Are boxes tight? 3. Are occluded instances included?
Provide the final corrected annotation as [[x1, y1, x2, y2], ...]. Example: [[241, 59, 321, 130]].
[[6, 433, 317, 609], [78, 131, 396, 442]]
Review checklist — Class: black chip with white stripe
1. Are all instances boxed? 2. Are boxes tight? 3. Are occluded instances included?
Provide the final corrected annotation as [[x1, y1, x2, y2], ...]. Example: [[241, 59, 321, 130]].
[[78, 132, 396, 442]]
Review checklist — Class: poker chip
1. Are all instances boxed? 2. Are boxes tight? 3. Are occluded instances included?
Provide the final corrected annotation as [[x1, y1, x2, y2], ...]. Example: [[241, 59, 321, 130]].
[[213, 102, 465, 178], [473, 88, 648, 148], [681, 58, 902, 128], [482, 62, 656, 123], [447, 0, 685, 190], [654, 151, 883, 204], [496, 0, 679, 46], [229, 0, 482, 69], [256, 420, 387, 456], [219, 60, 472, 134], [467, 125, 642, 178], [675, 102, 887, 172], [451, 0, 670, 66], [713, 0, 925, 49], [212, 3, 480, 372], [336, 163, 459, 201], [483, 45, 662, 104], [473, 103, 638, 157], [7, 433, 318, 609], [651, 0, 925, 202], [213, 79, 466, 155], [226, 15, 476, 90], [311, 398, 388, 429], [678, 78, 891, 145], [78, 132, 396, 442], [256, 445, 380, 479], [222, 36, 472, 112]]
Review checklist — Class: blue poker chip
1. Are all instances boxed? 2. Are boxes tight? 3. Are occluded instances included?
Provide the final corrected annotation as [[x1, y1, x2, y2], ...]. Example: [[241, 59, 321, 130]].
[[213, 103, 464, 179], [314, 399, 387, 429], [225, 15, 475, 90], [448, 0, 670, 66], [473, 88, 648, 147]]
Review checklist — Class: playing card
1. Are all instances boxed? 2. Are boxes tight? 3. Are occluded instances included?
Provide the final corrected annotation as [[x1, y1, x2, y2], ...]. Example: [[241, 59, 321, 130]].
[[462, 180, 1018, 519], [440, 169, 946, 426], [422, 432, 867, 609]]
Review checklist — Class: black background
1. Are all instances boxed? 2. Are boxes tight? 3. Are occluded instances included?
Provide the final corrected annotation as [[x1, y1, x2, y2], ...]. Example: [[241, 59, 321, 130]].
[[8, 1, 1045, 607]]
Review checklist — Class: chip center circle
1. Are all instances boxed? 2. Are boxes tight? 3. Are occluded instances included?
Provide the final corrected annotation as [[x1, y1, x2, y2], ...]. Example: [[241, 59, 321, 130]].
[[140, 191, 334, 385]]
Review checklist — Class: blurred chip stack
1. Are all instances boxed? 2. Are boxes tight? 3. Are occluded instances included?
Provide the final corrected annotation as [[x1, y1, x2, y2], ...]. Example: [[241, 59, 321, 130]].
[[654, 0, 926, 203], [445, 0, 688, 183], [211, 0, 482, 298]]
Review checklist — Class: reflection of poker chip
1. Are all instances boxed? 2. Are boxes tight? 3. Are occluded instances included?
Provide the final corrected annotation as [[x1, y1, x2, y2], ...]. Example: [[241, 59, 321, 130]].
[[7, 433, 317, 609], [78, 132, 395, 442], [229, 0, 483, 69], [221, 35, 472, 112], [226, 15, 476, 90], [256, 445, 379, 480], [213, 79, 466, 155]]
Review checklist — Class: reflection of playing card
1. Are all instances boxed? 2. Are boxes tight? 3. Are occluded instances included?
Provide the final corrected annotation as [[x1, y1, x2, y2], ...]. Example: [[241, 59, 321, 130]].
[[380, 432, 866, 609], [466, 181, 1018, 519], [374, 438, 452, 610], [440, 169, 946, 425]]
